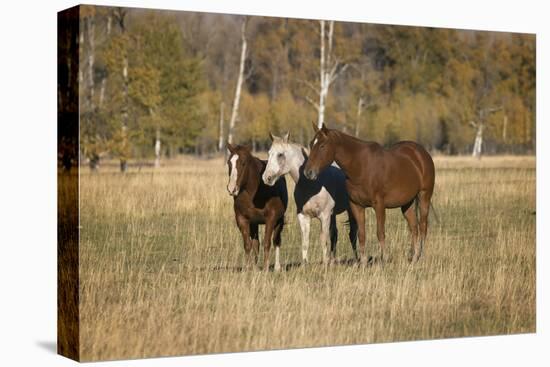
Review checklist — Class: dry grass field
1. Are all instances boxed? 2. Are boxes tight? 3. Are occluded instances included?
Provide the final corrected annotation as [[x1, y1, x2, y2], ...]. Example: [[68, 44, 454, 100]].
[[76, 155, 535, 361]]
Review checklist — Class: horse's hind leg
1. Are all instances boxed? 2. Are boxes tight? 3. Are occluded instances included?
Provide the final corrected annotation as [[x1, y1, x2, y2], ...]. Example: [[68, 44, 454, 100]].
[[250, 223, 259, 264], [329, 214, 338, 264], [401, 199, 419, 262], [373, 200, 387, 263], [347, 209, 359, 261], [273, 218, 284, 272], [297, 213, 311, 264], [418, 190, 432, 260]]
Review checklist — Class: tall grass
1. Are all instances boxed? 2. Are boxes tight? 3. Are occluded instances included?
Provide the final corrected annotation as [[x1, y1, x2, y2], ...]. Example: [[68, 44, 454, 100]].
[[77, 156, 535, 361]]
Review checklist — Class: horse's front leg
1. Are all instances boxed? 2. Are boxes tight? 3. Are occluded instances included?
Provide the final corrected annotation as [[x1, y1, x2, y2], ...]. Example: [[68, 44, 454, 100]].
[[263, 220, 275, 272], [236, 214, 254, 269], [349, 201, 366, 266], [329, 213, 338, 264], [297, 213, 311, 264], [272, 218, 284, 272], [319, 213, 331, 265]]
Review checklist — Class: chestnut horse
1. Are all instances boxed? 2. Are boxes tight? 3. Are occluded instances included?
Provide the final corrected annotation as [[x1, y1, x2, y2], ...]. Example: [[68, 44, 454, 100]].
[[304, 123, 435, 264], [227, 143, 288, 271]]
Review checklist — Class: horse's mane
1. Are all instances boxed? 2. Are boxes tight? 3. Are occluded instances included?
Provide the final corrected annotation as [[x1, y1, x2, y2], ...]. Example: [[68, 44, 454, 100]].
[[271, 139, 309, 158], [289, 142, 310, 161], [233, 147, 264, 174], [328, 129, 381, 150], [328, 129, 362, 144], [300, 147, 309, 160]]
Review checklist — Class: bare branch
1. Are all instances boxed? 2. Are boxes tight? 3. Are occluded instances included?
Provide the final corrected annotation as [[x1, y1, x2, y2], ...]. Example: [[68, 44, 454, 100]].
[[297, 79, 320, 95], [330, 63, 349, 84], [244, 64, 254, 81], [328, 62, 339, 79], [305, 96, 320, 111], [483, 106, 503, 114]]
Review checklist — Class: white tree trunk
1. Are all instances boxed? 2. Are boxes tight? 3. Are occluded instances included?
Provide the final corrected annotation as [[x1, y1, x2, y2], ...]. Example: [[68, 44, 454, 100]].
[[98, 15, 111, 108], [472, 123, 483, 158], [107, 13, 111, 34], [218, 102, 225, 151], [502, 114, 508, 142], [98, 79, 106, 108], [78, 27, 84, 88], [120, 39, 129, 172], [87, 16, 95, 110], [316, 20, 346, 128], [355, 96, 364, 137], [154, 128, 161, 168], [318, 20, 326, 128], [227, 17, 248, 145], [113, 8, 129, 172]]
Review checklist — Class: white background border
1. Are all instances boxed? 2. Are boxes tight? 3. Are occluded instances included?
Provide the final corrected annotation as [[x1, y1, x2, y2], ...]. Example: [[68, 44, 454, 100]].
[[0, 0, 547, 365]]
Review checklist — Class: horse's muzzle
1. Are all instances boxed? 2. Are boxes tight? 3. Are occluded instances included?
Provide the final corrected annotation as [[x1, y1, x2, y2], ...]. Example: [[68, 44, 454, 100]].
[[304, 168, 318, 180], [227, 185, 239, 196], [262, 174, 275, 186]]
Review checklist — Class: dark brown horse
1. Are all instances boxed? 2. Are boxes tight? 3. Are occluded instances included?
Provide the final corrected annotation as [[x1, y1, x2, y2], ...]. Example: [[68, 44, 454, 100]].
[[304, 123, 435, 264], [227, 143, 288, 271]]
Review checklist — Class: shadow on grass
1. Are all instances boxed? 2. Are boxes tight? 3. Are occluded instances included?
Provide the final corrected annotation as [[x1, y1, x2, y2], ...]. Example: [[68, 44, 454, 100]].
[[191, 256, 376, 273]]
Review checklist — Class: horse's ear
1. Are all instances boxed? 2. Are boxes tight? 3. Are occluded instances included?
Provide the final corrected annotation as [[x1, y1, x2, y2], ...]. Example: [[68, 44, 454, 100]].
[[321, 123, 329, 132], [226, 141, 235, 153], [311, 121, 319, 133], [282, 131, 290, 143], [269, 132, 275, 142], [242, 143, 252, 152]]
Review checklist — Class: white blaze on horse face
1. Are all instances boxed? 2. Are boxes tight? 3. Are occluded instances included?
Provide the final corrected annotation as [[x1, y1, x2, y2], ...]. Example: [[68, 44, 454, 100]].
[[227, 154, 239, 195]]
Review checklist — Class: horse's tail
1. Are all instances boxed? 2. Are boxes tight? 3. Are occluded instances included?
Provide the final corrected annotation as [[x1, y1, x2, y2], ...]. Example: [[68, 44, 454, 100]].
[[429, 202, 440, 224], [414, 195, 440, 225], [343, 210, 358, 228]]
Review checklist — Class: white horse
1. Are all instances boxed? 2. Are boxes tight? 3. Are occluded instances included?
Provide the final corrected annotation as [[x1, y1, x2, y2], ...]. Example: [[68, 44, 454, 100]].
[[262, 132, 358, 264]]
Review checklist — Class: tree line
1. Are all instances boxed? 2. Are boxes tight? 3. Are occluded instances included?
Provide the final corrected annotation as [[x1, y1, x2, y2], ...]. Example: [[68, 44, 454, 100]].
[[76, 6, 535, 171]]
